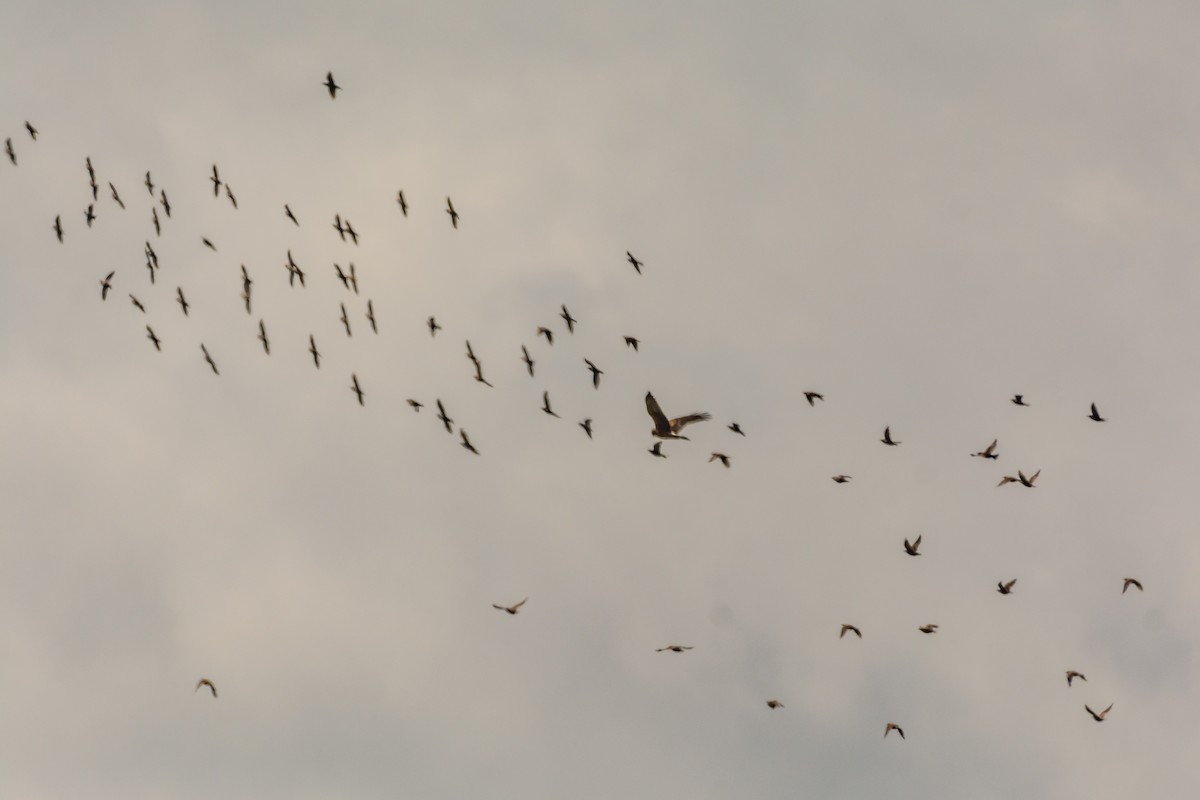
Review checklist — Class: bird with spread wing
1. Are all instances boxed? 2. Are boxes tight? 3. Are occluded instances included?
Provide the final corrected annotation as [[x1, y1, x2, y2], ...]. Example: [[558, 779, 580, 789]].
[[645, 392, 710, 440]]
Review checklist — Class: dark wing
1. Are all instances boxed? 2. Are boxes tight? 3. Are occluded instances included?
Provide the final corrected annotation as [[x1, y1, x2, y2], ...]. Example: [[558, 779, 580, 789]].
[[645, 393, 671, 435], [669, 412, 711, 432]]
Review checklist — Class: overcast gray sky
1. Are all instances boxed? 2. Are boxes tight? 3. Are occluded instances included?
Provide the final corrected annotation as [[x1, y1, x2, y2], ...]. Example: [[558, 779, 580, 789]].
[[2, 2, 1198, 797]]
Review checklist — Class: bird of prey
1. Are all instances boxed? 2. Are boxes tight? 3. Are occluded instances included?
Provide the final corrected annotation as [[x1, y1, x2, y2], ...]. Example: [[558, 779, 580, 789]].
[[1122, 578, 1143, 594], [1089, 403, 1105, 422], [997, 579, 1017, 595], [202, 237, 216, 251], [584, 359, 603, 389], [998, 469, 1039, 488], [350, 374, 364, 406], [285, 251, 305, 287], [144, 171, 154, 195], [1066, 671, 1086, 687], [4, 137, 14, 165], [332, 214, 346, 241], [560, 304, 576, 333], [151, 206, 160, 236], [536, 326, 554, 345], [446, 196, 459, 228], [493, 598, 527, 615], [53, 215, 63, 242], [626, 251, 643, 274], [645, 392, 711, 440], [406, 399, 422, 412], [200, 344, 218, 375], [210, 164, 221, 196], [428, 316, 441, 337], [308, 335, 320, 368], [344, 219, 359, 245], [85, 204, 95, 227], [25, 121, 38, 140], [160, 189, 171, 217], [224, 183, 237, 209], [436, 400, 453, 433], [648, 441, 667, 458], [366, 300, 377, 333], [884, 723, 905, 739], [728, 422, 745, 436], [972, 439, 999, 459], [334, 263, 351, 290], [709, 453, 730, 468], [460, 429, 480, 455], [919, 624, 939, 634], [579, 418, 593, 439], [146, 326, 161, 351], [194, 678, 217, 698], [340, 303, 351, 336], [541, 390, 560, 418], [1012, 394, 1029, 406], [100, 271, 114, 300], [881, 426, 901, 446], [176, 287, 189, 316], [396, 190, 408, 216], [324, 71, 340, 98], [840, 624, 862, 639], [1085, 704, 1113, 722], [108, 182, 125, 209], [832, 475, 851, 483], [257, 320, 270, 355], [284, 204, 299, 225], [804, 392, 824, 406], [130, 294, 145, 313], [624, 336, 640, 351], [521, 345, 534, 377], [903, 535, 922, 556], [656, 645, 692, 653]]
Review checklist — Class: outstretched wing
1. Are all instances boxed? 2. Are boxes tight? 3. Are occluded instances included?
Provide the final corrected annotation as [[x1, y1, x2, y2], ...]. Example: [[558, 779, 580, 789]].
[[669, 412, 711, 433], [645, 393, 671, 435]]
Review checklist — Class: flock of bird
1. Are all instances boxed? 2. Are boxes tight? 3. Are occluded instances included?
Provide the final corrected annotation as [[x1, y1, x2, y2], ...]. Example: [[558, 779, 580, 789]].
[[3, 71, 1145, 742]]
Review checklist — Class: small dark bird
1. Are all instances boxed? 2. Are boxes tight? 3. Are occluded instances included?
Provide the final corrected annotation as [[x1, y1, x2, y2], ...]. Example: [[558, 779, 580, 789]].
[[129, 294, 145, 313], [210, 164, 221, 197], [202, 238, 216, 251], [200, 344, 219, 375], [1122, 578, 1143, 594], [436, 399, 453, 433], [160, 189, 171, 217], [144, 171, 154, 196], [881, 426, 901, 446], [108, 182, 125, 209], [350, 373, 364, 406], [324, 71, 340, 98], [804, 392, 824, 406], [972, 439, 999, 459], [997, 579, 1016, 595], [144, 242, 158, 268], [4, 138, 14, 165], [89, 177, 99, 200], [334, 263, 351, 290], [541, 390, 560, 418], [904, 535, 922, 556], [53, 215, 63, 242], [151, 207, 160, 236], [766, 700, 784, 709], [195, 679, 217, 698], [998, 469, 1039, 488], [646, 392, 711, 440], [884, 723, 905, 740], [284, 204, 299, 225], [257, 320, 270, 355], [579, 418, 593, 439], [347, 263, 358, 294], [832, 475, 851, 483], [624, 336, 640, 351], [224, 183, 237, 209], [285, 251, 305, 287], [24, 121, 38, 140], [656, 645, 692, 653], [473, 362, 493, 388], [396, 190, 408, 216], [1066, 670, 1086, 687], [84, 204, 95, 227], [919, 624, 939, 634], [100, 271, 114, 300], [1089, 403, 1106, 422], [728, 422, 746, 436], [649, 441, 667, 458], [176, 287, 189, 316], [241, 264, 252, 293], [333, 214, 346, 241], [493, 598, 527, 615], [626, 251, 643, 274], [584, 359, 603, 389], [406, 399, 422, 412], [344, 219, 358, 245], [521, 345, 535, 377], [1085, 704, 1113, 722], [145, 257, 156, 284], [366, 300, 377, 333], [1012, 394, 1029, 406], [537, 326, 554, 345], [146, 326, 161, 351], [308, 335, 320, 368], [460, 429, 479, 455], [428, 316, 441, 337], [241, 289, 252, 314], [840, 624, 862, 639], [709, 453, 730, 468], [340, 303, 351, 336], [560, 304, 576, 333], [446, 196, 459, 228], [85, 156, 95, 182]]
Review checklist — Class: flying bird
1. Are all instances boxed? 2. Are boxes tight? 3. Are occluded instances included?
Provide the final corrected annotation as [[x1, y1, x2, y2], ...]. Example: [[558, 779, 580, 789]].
[[626, 251, 643, 274], [1012, 394, 1029, 406], [176, 287, 189, 316], [308, 335, 320, 368], [537, 326, 554, 345], [493, 598, 527, 615], [436, 400, 453, 433], [903, 535, 922, 556], [350, 374, 364, 406], [1089, 403, 1106, 422], [200, 344, 219, 375], [832, 475, 851, 483], [194, 679, 217, 698], [53, 215, 63, 242], [160, 189, 171, 217], [446, 196, 459, 228], [1122, 578, 1143, 594], [146, 326, 161, 351], [648, 441, 667, 458], [85, 204, 95, 227], [1085, 704, 1113, 722], [579, 418, 593, 439], [709, 453, 730, 468], [645, 392, 711, 440], [4, 138, 14, 165], [997, 579, 1017, 595], [324, 71, 340, 98], [340, 303, 351, 336], [541, 390, 560, 418], [108, 182, 125, 209], [804, 392, 824, 406], [151, 206, 160, 236], [284, 204, 299, 225], [460, 429, 479, 455], [1066, 670, 1086, 687], [333, 214, 346, 241], [656, 645, 692, 653], [210, 164, 221, 196], [560, 304, 576, 333], [884, 723, 905, 739], [998, 469, 1039, 488], [202, 237, 216, 251], [624, 336, 640, 351], [334, 263, 351, 290], [129, 294, 145, 313], [344, 219, 359, 245], [224, 183, 237, 209], [919, 624, 939, 634], [881, 426, 901, 446], [144, 171, 154, 195], [257, 320, 270, 355], [521, 345, 535, 377], [428, 316, 441, 337], [24, 121, 38, 140], [584, 359, 603, 389], [766, 700, 784, 709], [99, 271, 114, 300], [406, 399, 422, 412], [285, 251, 305, 287], [396, 190, 408, 216], [972, 439, 999, 459], [366, 300, 377, 333], [728, 422, 745, 436], [840, 624, 862, 639], [347, 263, 358, 294]]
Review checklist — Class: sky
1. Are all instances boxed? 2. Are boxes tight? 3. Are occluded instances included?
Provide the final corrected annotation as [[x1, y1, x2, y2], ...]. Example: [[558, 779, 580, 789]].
[[2, 1, 1198, 797]]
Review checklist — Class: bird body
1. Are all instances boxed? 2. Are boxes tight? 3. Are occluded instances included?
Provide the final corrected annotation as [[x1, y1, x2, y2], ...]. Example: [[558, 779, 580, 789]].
[[656, 645, 692, 653], [881, 426, 901, 446], [840, 624, 862, 639], [972, 439, 999, 459], [324, 71, 340, 98], [904, 535, 922, 556], [1085, 703, 1113, 722], [195, 678, 217, 698], [885, 723, 905, 739], [997, 579, 1017, 594], [493, 598, 527, 615], [709, 453, 730, 468], [645, 392, 710, 440]]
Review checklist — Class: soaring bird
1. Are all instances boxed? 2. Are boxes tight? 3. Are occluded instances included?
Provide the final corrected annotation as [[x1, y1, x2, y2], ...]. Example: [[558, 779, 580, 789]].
[[4, 137, 14, 165], [541, 391, 560, 418], [881, 426, 901, 446], [285, 251, 305, 287], [460, 429, 479, 455], [308, 335, 320, 368], [972, 439, 999, 459], [151, 206, 161, 236], [709, 453, 730, 468], [396, 190, 408, 216], [997, 579, 1017, 595], [25, 121, 38, 140], [1122, 578, 1143, 594], [626, 251, 643, 274], [521, 345, 535, 377], [350, 374, 364, 406], [200, 344, 219, 375], [176, 287, 189, 316], [579, 418, 593, 439], [1085, 704, 1113, 722], [471, 355, 492, 387], [144, 171, 154, 196], [210, 164, 221, 196], [224, 183, 237, 209], [804, 391, 824, 406], [366, 300, 377, 333], [645, 392, 711, 440], [832, 475, 851, 483], [584, 359, 603, 389], [560, 304, 577, 333], [194, 679, 217, 698], [436, 400, 453, 433], [406, 399, 423, 412], [1089, 403, 1106, 422], [446, 196, 459, 228], [108, 182, 125, 209], [99, 271, 114, 300], [1012, 394, 1029, 406], [160, 189, 171, 217], [428, 316, 441, 337], [493, 598, 527, 615], [334, 263, 351, 290], [656, 645, 692, 653], [129, 294, 145, 313], [1066, 670, 1086, 687], [333, 214, 347, 241], [339, 303, 351, 336], [648, 441, 667, 458], [85, 204, 95, 227], [146, 326, 161, 351], [919, 624, 939, 634], [884, 723, 905, 739], [766, 700, 784, 709], [53, 215, 63, 242], [344, 219, 359, 245], [202, 237, 216, 251], [998, 469, 1039, 488], [257, 320, 270, 355], [537, 326, 554, 345], [284, 204, 299, 225], [840, 624, 862, 639], [624, 336, 640, 351], [324, 71, 340, 98], [903, 535, 922, 556], [728, 422, 745, 436]]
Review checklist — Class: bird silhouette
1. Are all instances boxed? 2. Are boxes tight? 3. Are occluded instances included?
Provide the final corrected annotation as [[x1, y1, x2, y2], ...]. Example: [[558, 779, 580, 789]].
[[5, 138, 14, 165], [108, 182, 125, 209], [53, 215, 63, 243], [200, 344, 218, 375], [493, 598, 527, 615], [436, 400, 453, 433], [972, 439, 999, 459], [1085, 704, 1113, 722], [560, 305, 576, 333], [1066, 670, 1086, 687], [129, 294, 145, 313], [85, 204, 95, 228], [626, 251, 643, 274], [804, 392, 824, 406], [832, 475, 851, 483], [728, 422, 745, 436], [997, 579, 1017, 595], [210, 164, 221, 197], [460, 429, 479, 455], [881, 426, 901, 446], [406, 399, 423, 412], [1012, 394, 1029, 406], [428, 316, 441, 337], [648, 441, 667, 458], [919, 624, 939, 634], [146, 326, 161, 351], [257, 320, 270, 355], [24, 121, 37, 140], [624, 336, 640, 351], [521, 345, 535, 377], [1122, 578, 1143, 594], [885, 723, 905, 739], [1089, 403, 1106, 422], [366, 300, 377, 333], [284, 204, 299, 225], [541, 391, 560, 418], [396, 190, 408, 216], [709, 453, 730, 468], [904, 535, 922, 556], [144, 171, 154, 196], [308, 335, 320, 368], [579, 418, 593, 439], [840, 624, 862, 639], [339, 303, 351, 336], [584, 359, 603, 389], [446, 196, 459, 228], [656, 645, 692, 653], [350, 374, 364, 406], [645, 392, 710, 440], [194, 679, 217, 698], [175, 287, 189, 316], [99, 271, 114, 300], [766, 700, 784, 709], [324, 71, 340, 98], [537, 326, 554, 345], [998, 469, 1039, 488]]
